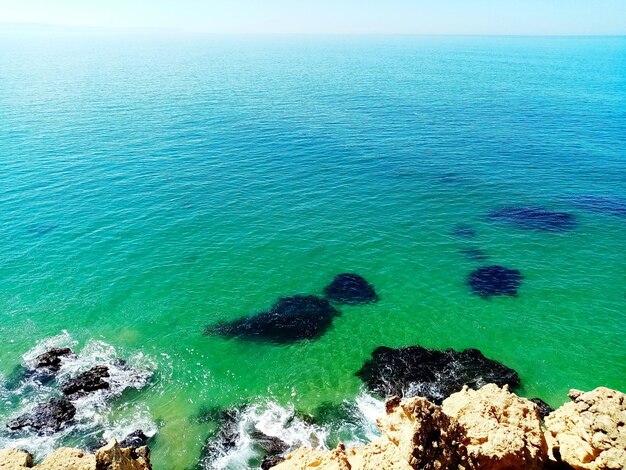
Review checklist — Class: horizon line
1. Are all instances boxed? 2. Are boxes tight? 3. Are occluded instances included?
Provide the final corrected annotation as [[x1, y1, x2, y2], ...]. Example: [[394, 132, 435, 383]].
[[2, 22, 625, 37]]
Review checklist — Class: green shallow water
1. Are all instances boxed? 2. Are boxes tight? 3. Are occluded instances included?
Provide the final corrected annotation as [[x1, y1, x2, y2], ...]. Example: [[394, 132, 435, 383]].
[[0, 34, 625, 468]]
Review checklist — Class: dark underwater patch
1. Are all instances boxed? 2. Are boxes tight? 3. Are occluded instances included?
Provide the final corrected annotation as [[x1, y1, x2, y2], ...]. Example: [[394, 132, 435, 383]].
[[27, 223, 58, 235], [460, 247, 489, 262], [467, 265, 523, 298], [486, 206, 576, 232], [205, 295, 341, 343], [355, 346, 520, 404], [323, 273, 379, 305], [570, 195, 626, 218], [451, 224, 477, 239]]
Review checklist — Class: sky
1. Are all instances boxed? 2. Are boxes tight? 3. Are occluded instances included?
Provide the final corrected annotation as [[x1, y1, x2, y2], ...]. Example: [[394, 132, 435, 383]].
[[1, 0, 625, 35]]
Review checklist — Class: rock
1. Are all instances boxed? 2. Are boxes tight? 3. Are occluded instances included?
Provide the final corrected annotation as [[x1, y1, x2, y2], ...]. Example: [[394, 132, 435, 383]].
[[32, 347, 75, 373], [95, 439, 151, 470], [487, 207, 577, 232], [7, 398, 76, 434], [261, 454, 286, 469], [530, 398, 554, 420], [276, 385, 553, 470], [205, 295, 341, 343], [323, 273, 379, 304], [0, 448, 33, 468], [377, 396, 466, 469], [61, 365, 110, 397], [570, 195, 626, 218], [544, 387, 626, 470], [356, 346, 520, 404], [442, 384, 548, 469], [119, 430, 150, 450], [250, 429, 290, 455], [467, 265, 523, 298], [199, 408, 241, 464], [35, 448, 96, 469]]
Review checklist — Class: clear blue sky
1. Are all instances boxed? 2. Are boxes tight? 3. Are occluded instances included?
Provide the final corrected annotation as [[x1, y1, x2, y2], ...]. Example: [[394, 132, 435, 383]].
[[1, 0, 625, 35]]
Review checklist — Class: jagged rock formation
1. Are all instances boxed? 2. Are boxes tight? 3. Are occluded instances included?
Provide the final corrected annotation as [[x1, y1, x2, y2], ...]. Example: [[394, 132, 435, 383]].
[[356, 346, 520, 403], [7, 398, 76, 434], [0, 449, 33, 468], [544, 387, 626, 470], [274, 384, 544, 470], [61, 365, 110, 397], [0, 440, 150, 470], [441, 384, 547, 469]]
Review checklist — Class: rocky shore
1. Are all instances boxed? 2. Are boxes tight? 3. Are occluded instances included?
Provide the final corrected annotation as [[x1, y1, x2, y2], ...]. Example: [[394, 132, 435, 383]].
[[271, 385, 626, 470], [2, 385, 623, 469], [0, 439, 151, 469]]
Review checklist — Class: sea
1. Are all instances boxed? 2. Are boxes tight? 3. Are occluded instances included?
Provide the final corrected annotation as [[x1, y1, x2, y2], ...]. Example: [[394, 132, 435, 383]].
[[0, 33, 625, 468]]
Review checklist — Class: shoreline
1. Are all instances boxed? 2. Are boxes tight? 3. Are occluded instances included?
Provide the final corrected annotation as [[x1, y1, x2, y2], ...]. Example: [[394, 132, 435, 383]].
[[2, 384, 624, 469]]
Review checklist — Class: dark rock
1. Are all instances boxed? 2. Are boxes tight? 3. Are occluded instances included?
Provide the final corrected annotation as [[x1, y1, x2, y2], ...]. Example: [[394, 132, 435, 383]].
[[261, 455, 285, 469], [119, 429, 150, 449], [467, 265, 523, 298], [206, 295, 341, 343], [250, 429, 289, 455], [7, 397, 76, 434], [199, 409, 241, 465], [570, 195, 626, 218], [487, 207, 576, 232], [33, 347, 75, 372], [323, 273, 379, 305], [451, 224, 477, 239], [356, 346, 520, 404], [530, 398, 554, 419], [460, 247, 489, 262], [61, 365, 110, 397]]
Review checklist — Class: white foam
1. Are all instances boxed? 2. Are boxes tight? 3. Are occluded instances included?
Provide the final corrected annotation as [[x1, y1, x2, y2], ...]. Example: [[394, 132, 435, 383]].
[[0, 333, 157, 461], [203, 392, 386, 469]]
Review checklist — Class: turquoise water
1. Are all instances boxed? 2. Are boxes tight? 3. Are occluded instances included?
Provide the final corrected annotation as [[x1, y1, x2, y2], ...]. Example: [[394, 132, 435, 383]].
[[0, 34, 625, 468]]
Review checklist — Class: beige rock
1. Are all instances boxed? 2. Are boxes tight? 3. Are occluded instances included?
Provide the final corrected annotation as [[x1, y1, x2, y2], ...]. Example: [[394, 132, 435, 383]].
[[544, 387, 626, 470], [378, 396, 466, 469], [275, 395, 462, 470], [0, 448, 33, 469], [95, 440, 151, 470], [0, 441, 150, 470], [442, 384, 547, 470], [35, 448, 95, 470]]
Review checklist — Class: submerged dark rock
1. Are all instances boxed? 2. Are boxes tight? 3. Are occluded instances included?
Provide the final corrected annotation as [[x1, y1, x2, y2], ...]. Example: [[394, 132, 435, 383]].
[[451, 224, 477, 239], [323, 273, 379, 305], [530, 398, 554, 419], [61, 365, 110, 397], [206, 295, 341, 343], [460, 247, 489, 262], [467, 265, 523, 298], [570, 195, 626, 218], [199, 408, 241, 465], [487, 206, 576, 232], [7, 397, 76, 434], [356, 346, 520, 404], [33, 347, 75, 373]]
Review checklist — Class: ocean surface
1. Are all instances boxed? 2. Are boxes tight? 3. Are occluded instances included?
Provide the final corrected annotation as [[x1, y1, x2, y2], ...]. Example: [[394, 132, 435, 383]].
[[0, 34, 625, 468]]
